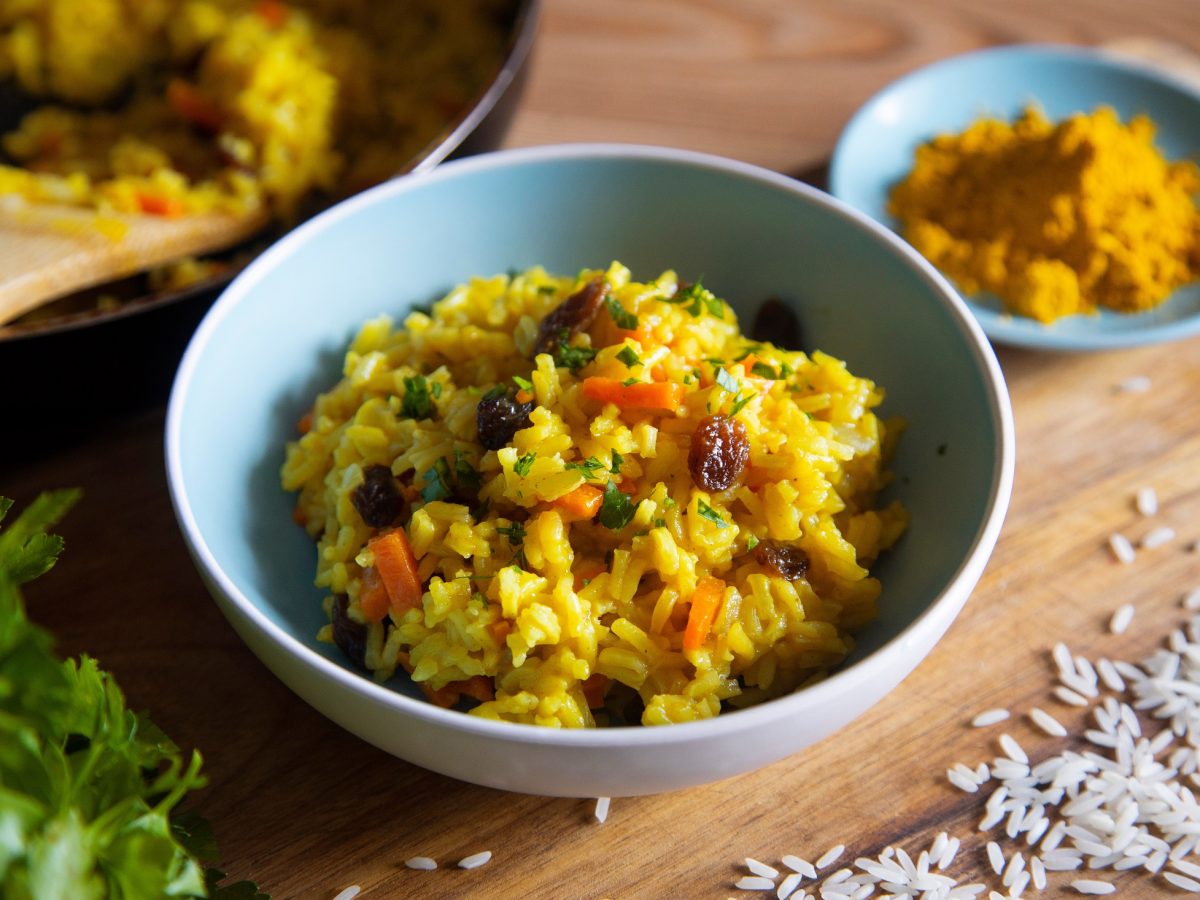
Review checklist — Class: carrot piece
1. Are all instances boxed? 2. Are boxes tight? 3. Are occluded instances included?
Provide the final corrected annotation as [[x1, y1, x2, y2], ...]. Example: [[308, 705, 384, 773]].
[[290, 504, 307, 527], [650, 364, 667, 383], [573, 559, 608, 590], [358, 565, 390, 623], [166, 79, 224, 132], [421, 683, 461, 708], [455, 676, 495, 703], [296, 410, 313, 434], [581, 377, 685, 411], [368, 530, 423, 617], [581, 674, 609, 709], [254, 0, 287, 26], [515, 388, 534, 405], [682, 576, 726, 651], [488, 620, 512, 643], [136, 193, 186, 218], [553, 484, 604, 522]]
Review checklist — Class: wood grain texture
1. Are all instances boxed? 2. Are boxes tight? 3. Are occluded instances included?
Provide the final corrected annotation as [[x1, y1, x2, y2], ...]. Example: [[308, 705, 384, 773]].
[[7, 2, 1200, 898]]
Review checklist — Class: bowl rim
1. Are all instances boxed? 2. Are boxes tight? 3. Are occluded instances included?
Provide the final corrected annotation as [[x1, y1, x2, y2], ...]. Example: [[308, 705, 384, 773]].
[[829, 42, 1200, 352], [166, 142, 1016, 748]]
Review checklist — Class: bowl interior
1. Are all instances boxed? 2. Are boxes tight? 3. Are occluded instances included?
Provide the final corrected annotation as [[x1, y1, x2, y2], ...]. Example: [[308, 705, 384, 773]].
[[830, 44, 1200, 351], [172, 147, 1006, 713]]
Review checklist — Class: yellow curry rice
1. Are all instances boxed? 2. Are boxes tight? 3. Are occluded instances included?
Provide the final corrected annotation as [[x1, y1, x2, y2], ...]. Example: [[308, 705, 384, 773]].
[[281, 264, 907, 727]]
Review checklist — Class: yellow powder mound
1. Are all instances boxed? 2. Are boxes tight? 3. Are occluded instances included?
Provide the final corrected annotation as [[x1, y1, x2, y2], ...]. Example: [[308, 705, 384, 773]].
[[889, 106, 1200, 323]]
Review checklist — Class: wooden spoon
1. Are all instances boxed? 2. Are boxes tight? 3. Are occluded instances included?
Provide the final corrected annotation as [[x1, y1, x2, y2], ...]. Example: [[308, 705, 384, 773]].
[[0, 200, 267, 326]]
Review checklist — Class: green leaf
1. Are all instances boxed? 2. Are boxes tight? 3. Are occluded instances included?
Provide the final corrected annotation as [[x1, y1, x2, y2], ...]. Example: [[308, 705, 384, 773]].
[[420, 459, 452, 503], [715, 368, 738, 394], [512, 375, 533, 392], [453, 451, 482, 494], [729, 393, 753, 416], [615, 346, 641, 368], [604, 296, 638, 330], [565, 457, 606, 478], [750, 362, 779, 380], [696, 499, 729, 529], [609, 451, 624, 475], [400, 375, 433, 420], [598, 482, 636, 531], [513, 453, 536, 477], [551, 338, 598, 373], [0, 490, 80, 586]]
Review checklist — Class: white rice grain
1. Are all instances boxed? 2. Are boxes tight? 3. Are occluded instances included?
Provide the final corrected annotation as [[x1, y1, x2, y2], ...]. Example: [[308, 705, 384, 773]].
[[1165, 871, 1200, 892], [949, 768, 981, 793], [1031, 855, 1047, 890], [1142, 526, 1176, 549], [332, 888, 361, 900], [1031, 707, 1068, 737], [1135, 486, 1158, 517], [457, 851, 492, 870], [776, 872, 804, 900], [999, 733, 1029, 765], [816, 846, 845, 870], [1054, 685, 1091, 707], [1108, 533, 1136, 564], [1116, 375, 1151, 393], [404, 857, 437, 871], [1071, 879, 1116, 894], [746, 858, 780, 879], [973, 708, 1010, 728], [736, 875, 776, 891], [987, 841, 1005, 875], [1109, 603, 1135, 635], [1097, 658, 1126, 693], [594, 796, 611, 824], [1184, 587, 1200, 610], [781, 855, 816, 878]]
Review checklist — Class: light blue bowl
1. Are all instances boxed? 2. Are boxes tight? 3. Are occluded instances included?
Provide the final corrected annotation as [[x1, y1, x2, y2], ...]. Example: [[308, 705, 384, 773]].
[[830, 44, 1200, 351], [166, 145, 1013, 796]]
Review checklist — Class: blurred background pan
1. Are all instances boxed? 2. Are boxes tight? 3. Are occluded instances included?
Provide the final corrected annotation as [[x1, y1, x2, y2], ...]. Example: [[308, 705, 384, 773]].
[[0, 0, 540, 437]]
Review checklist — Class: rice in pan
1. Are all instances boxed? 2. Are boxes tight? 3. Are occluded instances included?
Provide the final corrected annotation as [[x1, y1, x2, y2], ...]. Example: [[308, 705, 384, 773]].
[[281, 263, 907, 727]]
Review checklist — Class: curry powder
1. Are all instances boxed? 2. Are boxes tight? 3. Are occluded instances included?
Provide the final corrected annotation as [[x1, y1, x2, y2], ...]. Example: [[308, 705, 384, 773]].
[[889, 106, 1200, 323]]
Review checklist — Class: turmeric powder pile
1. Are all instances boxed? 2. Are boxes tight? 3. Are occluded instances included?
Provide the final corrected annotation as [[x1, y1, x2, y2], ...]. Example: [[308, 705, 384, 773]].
[[888, 106, 1200, 323]]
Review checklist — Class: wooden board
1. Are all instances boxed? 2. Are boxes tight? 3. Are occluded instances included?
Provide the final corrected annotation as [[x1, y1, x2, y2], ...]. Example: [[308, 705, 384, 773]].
[[8, 2, 1200, 898]]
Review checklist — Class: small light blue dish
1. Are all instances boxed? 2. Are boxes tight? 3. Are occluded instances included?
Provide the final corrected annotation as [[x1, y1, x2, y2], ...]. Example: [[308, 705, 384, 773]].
[[830, 44, 1200, 351], [166, 145, 1014, 797]]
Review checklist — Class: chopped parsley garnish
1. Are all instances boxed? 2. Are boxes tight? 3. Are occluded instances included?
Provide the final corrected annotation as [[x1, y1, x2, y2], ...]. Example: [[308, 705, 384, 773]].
[[669, 278, 724, 317], [750, 362, 779, 379], [610, 450, 624, 474], [552, 334, 598, 372], [513, 452, 536, 477], [605, 295, 639, 330], [729, 392, 753, 416], [778, 361, 795, 378], [566, 456, 607, 477], [421, 457, 452, 502], [497, 521, 526, 545], [746, 534, 760, 550], [537, 284, 558, 294], [654, 517, 666, 529], [430, 381, 443, 398], [616, 346, 641, 368], [512, 375, 534, 392], [621, 377, 639, 387], [454, 450, 482, 493], [715, 367, 739, 394], [400, 374, 434, 419], [598, 481, 636, 530], [734, 345, 762, 362], [696, 498, 729, 529]]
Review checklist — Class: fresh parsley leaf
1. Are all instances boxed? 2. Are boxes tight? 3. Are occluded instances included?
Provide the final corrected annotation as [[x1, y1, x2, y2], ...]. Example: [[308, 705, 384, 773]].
[[400, 374, 434, 419], [696, 498, 729, 529], [746, 534, 760, 550], [654, 518, 666, 529], [552, 336, 598, 373], [513, 452, 536, 477], [598, 481, 637, 530], [715, 367, 739, 393], [454, 450, 482, 493], [430, 381, 443, 398], [610, 451, 624, 474], [751, 362, 779, 379], [565, 456, 606, 478], [616, 346, 641, 368], [734, 345, 762, 362], [512, 375, 534, 392], [778, 361, 795, 378], [605, 295, 639, 330], [621, 377, 638, 387], [729, 392, 753, 416], [497, 521, 526, 545], [421, 458, 452, 502]]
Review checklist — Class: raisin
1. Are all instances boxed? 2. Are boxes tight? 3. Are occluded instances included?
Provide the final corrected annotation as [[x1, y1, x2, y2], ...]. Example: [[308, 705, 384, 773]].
[[688, 415, 749, 492], [751, 297, 804, 350], [753, 540, 810, 581], [351, 464, 405, 528], [476, 390, 535, 450], [331, 594, 369, 668], [533, 277, 609, 357]]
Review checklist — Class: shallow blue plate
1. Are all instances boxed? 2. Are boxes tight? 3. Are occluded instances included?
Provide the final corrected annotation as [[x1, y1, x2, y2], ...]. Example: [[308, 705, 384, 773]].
[[830, 44, 1200, 351]]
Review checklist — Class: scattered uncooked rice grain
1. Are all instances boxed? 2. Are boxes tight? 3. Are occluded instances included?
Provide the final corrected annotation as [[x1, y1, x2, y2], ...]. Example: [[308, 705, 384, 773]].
[[332, 888, 361, 900], [1071, 879, 1116, 894], [746, 858, 780, 879], [1136, 486, 1159, 517], [735, 875, 775, 891], [972, 709, 1010, 727], [776, 872, 803, 899], [1109, 603, 1135, 635], [986, 841, 1005, 875], [1184, 587, 1200, 610], [594, 797, 611, 824], [997, 733, 1028, 764], [457, 851, 492, 870], [1166, 870, 1200, 892], [816, 845, 845, 869], [1054, 685, 1091, 707], [1142, 525, 1177, 549], [1030, 706, 1068, 737], [404, 857, 437, 871], [1108, 533, 1136, 564], [1116, 375, 1152, 393], [781, 855, 816, 878]]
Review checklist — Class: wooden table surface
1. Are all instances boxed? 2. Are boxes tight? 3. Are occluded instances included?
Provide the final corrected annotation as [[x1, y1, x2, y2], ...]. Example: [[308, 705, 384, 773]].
[[8, 2, 1200, 898]]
